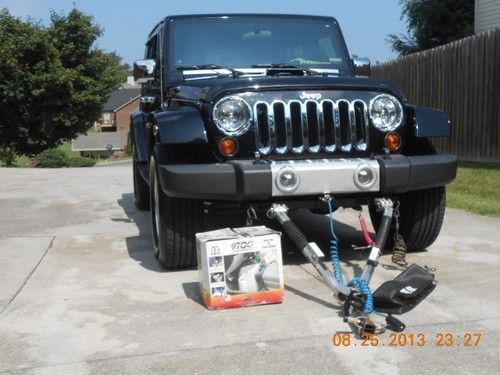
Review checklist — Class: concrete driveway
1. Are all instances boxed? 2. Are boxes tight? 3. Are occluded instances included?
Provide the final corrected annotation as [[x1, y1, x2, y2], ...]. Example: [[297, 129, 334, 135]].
[[0, 162, 499, 374]]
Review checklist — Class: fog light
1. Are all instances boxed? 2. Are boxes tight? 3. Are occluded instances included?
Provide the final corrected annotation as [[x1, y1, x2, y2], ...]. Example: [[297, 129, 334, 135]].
[[358, 169, 373, 184], [385, 132, 401, 151], [219, 137, 237, 156], [354, 164, 377, 189], [276, 167, 300, 193]]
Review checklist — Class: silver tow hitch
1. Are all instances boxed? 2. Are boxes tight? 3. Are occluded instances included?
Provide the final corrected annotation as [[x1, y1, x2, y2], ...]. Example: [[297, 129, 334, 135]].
[[268, 197, 401, 336]]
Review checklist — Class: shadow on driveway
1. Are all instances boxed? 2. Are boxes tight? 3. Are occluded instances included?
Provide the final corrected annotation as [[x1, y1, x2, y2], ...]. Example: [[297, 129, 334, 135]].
[[117, 192, 382, 308], [117, 192, 374, 274], [117, 193, 166, 273]]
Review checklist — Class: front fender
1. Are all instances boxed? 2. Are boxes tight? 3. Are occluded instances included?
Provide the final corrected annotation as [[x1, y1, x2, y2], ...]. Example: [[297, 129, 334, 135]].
[[151, 107, 208, 144], [407, 105, 451, 138], [131, 111, 149, 163]]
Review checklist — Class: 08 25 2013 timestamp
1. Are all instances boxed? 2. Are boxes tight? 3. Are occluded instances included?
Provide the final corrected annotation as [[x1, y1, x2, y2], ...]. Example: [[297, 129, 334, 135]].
[[331, 332, 482, 348]]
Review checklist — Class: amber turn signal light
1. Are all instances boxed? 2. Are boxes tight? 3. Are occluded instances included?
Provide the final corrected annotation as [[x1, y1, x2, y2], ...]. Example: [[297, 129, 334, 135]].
[[219, 138, 238, 156], [385, 132, 401, 151]]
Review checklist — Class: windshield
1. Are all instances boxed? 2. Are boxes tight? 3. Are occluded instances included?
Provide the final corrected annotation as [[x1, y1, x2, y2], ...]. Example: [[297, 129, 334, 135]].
[[169, 17, 352, 75]]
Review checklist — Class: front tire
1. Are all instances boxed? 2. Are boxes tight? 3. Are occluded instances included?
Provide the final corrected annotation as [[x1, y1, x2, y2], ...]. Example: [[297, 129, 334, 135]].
[[369, 138, 446, 252], [370, 187, 446, 252], [149, 155, 203, 269]]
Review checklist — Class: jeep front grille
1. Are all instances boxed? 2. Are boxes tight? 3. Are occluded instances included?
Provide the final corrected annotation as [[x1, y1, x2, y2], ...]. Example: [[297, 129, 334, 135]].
[[253, 99, 369, 154]]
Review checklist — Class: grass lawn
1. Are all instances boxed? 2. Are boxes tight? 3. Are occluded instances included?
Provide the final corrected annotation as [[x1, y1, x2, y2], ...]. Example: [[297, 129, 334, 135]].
[[447, 162, 500, 218]]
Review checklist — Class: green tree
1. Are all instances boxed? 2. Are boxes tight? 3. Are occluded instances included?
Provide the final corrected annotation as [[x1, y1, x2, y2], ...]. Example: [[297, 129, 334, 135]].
[[0, 9, 127, 166], [389, 0, 475, 56]]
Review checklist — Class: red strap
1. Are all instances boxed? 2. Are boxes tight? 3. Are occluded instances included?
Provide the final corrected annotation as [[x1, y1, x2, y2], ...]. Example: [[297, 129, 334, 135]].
[[359, 214, 375, 246]]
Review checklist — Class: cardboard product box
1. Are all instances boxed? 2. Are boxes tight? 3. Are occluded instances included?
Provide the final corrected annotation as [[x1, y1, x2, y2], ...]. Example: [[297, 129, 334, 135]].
[[196, 226, 284, 309]]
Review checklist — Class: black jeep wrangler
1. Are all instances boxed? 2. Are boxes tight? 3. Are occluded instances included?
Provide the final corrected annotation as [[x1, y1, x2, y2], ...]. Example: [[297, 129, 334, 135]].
[[131, 14, 457, 269]]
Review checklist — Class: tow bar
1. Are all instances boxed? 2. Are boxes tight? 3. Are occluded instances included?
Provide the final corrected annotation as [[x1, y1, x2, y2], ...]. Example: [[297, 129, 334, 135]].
[[268, 197, 437, 336]]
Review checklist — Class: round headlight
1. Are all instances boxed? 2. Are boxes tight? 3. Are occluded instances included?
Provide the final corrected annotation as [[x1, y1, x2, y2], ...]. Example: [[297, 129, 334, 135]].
[[369, 94, 403, 132], [213, 96, 252, 136]]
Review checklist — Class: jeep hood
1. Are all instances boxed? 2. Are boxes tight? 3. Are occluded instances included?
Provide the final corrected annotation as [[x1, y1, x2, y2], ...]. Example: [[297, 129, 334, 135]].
[[168, 76, 406, 104]]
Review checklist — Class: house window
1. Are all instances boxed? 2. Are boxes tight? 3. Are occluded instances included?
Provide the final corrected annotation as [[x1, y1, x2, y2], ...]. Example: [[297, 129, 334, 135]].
[[103, 113, 112, 125]]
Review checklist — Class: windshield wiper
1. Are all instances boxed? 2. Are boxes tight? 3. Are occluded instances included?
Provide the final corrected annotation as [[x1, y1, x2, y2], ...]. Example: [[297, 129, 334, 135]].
[[251, 63, 326, 76], [176, 64, 241, 78]]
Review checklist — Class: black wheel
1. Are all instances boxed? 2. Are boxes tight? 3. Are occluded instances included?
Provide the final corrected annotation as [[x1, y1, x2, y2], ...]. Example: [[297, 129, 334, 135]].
[[369, 138, 446, 252], [149, 149, 203, 269], [133, 146, 150, 211]]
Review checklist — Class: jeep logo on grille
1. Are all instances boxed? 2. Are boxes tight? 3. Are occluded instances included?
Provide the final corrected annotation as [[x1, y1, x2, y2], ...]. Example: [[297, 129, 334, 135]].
[[299, 92, 322, 100]]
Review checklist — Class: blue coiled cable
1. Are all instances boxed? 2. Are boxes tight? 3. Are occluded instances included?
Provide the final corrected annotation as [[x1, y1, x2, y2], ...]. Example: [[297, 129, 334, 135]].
[[327, 199, 344, 286], [326, 199, 373, 314], [347, 278, 373, 313]]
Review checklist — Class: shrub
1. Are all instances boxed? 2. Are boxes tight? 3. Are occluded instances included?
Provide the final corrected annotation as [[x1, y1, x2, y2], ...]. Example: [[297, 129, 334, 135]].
[[123, 141, 132, 156], [68, 156, 95, 167], [0, 146, 17, 167], [36, 149, 68, 168], [35, 149, 96, 168]]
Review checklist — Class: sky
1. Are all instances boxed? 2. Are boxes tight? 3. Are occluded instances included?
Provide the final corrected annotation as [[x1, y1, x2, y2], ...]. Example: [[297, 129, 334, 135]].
[[0, 0, 407, 65]]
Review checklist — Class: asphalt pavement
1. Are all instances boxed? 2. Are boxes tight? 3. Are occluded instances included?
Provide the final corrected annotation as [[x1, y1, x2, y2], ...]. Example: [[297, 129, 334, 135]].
[[0, 162, 499, 374]]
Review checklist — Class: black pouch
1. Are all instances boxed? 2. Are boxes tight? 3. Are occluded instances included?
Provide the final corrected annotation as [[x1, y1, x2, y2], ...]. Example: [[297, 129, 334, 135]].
[[372, 264, 436, 314]]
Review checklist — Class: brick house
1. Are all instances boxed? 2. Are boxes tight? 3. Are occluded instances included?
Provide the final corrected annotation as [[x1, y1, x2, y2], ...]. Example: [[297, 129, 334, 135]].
[[98, 78, 140, 133]]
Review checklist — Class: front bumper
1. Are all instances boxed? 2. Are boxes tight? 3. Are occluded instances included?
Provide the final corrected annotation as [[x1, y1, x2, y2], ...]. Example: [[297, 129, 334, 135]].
[[158, 154, 457, 201]]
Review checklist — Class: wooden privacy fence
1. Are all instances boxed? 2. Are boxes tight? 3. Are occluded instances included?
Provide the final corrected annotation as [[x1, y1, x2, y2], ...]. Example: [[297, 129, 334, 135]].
[[371, 29, 500, 162]]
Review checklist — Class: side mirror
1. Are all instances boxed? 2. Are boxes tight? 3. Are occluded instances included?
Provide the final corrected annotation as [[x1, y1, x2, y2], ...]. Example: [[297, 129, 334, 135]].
[[353, 56, 371, 77], [133, 59, 156, 83]]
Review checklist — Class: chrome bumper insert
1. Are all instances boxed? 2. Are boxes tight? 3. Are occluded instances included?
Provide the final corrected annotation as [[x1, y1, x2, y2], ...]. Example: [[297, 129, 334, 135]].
[[270, 158, 380, 196]]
